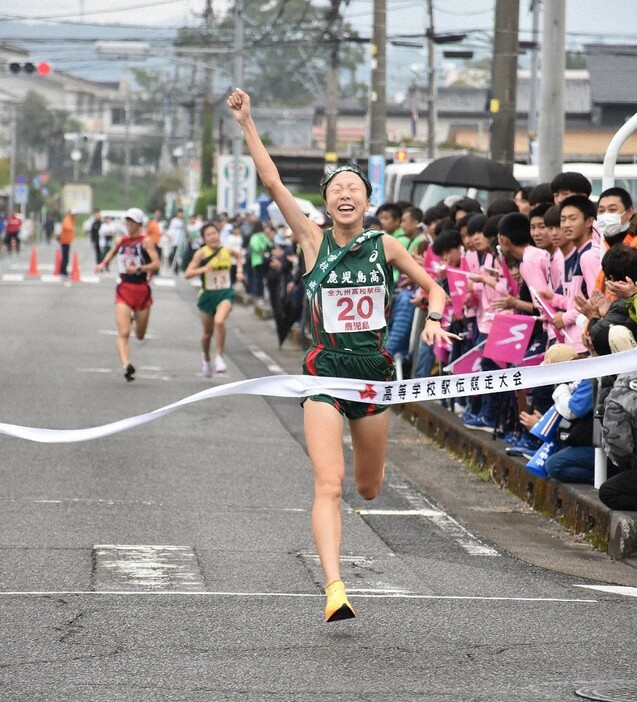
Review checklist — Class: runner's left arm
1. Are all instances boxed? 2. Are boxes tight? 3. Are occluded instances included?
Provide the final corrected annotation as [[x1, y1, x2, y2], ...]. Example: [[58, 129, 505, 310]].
[[383, 235, 460, 345], [142, 238, 161, 274]]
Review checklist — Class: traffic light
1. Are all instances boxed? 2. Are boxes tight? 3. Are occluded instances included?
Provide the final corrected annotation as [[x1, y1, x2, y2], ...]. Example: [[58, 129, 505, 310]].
[[7, 61, 52, 76], [394, 147, 408, 163]]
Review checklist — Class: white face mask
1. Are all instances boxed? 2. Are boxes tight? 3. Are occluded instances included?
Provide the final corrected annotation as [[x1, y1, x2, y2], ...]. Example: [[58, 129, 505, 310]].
[[597, 211, 630, 238]]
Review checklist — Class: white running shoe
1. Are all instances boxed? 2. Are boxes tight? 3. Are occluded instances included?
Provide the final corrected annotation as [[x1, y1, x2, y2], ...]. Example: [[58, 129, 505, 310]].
[[214, 355, 227, 373], [201, 357, 212, 378]]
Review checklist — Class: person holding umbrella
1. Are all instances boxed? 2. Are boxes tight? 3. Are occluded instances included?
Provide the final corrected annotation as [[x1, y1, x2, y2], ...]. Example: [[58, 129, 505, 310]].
[[228, 87, 458, 623]]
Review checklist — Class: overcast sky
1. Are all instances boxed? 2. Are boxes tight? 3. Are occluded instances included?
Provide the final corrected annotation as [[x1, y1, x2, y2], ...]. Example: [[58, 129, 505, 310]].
[[0, 0, 635, 43], [1, 1, 635, 88]]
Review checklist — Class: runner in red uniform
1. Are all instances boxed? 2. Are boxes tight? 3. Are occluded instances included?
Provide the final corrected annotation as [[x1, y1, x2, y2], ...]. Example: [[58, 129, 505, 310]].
[[96, 208, 160, 381]]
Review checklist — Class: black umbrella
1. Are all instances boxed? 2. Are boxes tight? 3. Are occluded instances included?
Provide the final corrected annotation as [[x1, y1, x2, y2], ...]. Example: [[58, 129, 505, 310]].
[[412, 153, 520, 191]]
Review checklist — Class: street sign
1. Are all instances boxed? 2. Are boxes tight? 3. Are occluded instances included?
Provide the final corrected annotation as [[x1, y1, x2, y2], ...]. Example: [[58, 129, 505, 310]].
[[16, 174, 27, 185], [62, 183, 93, 214], [217, 155, 256, 213], [14, 184, 29, 205], [368, 154, 385, 208]]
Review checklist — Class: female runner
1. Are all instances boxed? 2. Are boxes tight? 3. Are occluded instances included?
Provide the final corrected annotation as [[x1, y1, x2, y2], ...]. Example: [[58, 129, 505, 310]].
[[96, 208, 160, 382], [184, 221, 245, 376], [228, 88, 457, 622]]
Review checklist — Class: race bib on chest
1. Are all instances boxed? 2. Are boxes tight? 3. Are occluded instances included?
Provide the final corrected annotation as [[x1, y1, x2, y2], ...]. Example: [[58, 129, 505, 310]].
[[118, 246, 142, 274], [205, 269, 231, 290], [322, 285, 386, 333]]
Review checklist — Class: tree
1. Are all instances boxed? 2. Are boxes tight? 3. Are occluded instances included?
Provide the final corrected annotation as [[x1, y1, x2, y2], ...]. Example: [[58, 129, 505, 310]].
[[566, 52, 586, 69], [175, 0, 365, 107], [16, 91, 80, 174]]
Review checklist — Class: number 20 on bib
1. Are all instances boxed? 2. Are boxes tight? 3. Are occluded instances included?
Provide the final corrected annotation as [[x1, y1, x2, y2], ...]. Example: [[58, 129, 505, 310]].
[[321, 286, 386, 333]]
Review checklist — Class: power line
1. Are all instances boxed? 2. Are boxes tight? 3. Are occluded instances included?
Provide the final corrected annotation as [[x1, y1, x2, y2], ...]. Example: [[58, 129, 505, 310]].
[[0, 0, 192, 23]]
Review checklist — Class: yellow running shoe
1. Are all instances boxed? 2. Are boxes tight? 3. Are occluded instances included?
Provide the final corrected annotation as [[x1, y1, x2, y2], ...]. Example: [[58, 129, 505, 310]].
[[325, 579, 355, 622]]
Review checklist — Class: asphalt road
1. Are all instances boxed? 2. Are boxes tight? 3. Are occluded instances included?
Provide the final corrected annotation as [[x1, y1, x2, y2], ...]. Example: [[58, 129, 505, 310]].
[[0, 239, 636, 702]]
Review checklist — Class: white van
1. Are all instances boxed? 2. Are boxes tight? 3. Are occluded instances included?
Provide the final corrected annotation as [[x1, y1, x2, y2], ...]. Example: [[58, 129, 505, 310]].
[[383, 160, 637, 211], [515, 162, 637, 202], [383, 161, 431, 203]]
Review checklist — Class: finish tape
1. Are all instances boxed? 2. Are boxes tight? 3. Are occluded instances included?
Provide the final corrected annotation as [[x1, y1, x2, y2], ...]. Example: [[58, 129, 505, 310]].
[[1, 349, 636, 444]]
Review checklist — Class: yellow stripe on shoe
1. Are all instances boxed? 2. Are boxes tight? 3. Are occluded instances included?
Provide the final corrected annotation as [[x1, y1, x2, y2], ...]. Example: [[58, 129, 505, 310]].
[[325, 579, 356, 622]]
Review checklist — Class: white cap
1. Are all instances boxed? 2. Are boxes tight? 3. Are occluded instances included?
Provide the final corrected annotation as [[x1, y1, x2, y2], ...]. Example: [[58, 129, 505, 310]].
[[609, 325, 637, 353], [124, 207, 145, 224]]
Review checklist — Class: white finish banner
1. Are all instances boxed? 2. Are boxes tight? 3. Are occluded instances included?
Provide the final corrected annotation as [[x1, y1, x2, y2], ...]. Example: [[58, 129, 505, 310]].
[[1, 350, 636, 444]]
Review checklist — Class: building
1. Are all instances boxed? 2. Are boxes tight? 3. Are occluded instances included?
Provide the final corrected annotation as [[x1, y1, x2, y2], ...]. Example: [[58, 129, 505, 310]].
[[311, 44, 637, 164], [0, 43, 191, 180]]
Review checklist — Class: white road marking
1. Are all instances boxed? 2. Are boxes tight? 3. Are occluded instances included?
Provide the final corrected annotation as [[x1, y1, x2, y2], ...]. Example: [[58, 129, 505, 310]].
[[574, 585, 637, 598], [97, 330, 158, 339], [77, 367, 114, 373], [353, 470, 501, 557], [0, 590, 597, 603], [0, 272, 185, 287], [93, 545, 205, 591], [357, 508, 442, 517], [248, 344, 285, 374]]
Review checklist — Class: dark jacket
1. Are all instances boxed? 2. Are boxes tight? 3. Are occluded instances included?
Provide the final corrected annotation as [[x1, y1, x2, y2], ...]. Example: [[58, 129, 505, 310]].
[[588, 299, 637, 356]]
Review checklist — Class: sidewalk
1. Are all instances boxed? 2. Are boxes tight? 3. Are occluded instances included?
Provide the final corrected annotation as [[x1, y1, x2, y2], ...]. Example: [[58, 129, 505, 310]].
[[394, 399, 637, 562], [236, 290, 637, 563]]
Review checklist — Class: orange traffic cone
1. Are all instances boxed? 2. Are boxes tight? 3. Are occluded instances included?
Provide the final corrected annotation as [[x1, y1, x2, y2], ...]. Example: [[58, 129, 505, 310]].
[[27, 247, 40, 277], [53, 248, 62, 275], [70, 252, 81, 282]]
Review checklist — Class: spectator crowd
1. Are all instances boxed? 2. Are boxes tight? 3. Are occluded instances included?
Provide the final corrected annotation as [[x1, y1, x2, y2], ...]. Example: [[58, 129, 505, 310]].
[[367, 171, 637, 512]]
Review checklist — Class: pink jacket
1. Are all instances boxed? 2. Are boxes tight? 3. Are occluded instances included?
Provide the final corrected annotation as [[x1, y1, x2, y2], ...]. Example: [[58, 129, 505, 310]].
[[520, 245, 551, 309], [467, 251, 511, 335]]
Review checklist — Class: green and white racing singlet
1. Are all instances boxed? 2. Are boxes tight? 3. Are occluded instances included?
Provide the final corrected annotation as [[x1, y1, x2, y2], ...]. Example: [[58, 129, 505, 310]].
[[304, 229, 395, 354]]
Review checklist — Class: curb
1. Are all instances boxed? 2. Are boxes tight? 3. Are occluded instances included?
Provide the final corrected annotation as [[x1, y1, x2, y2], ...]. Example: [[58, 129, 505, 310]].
[[394, 399, 637, 561]]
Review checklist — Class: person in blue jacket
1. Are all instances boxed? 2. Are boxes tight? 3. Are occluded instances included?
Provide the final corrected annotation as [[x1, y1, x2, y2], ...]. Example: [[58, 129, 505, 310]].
[[544, 348, 595, 483]]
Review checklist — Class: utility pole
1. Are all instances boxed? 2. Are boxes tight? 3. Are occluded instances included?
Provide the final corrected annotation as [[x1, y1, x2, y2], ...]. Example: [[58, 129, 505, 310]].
[[426, 0, 436, 160], [537, 0, 565, 181], [527, 0, 540, 164], [368, 0, 386, 207], [489, 0, 519, 167], [324, 0, 341, 173], [123, 77, 131, 208], [201, 0, 214, 190], [368, 0, 386, 160], [231, 0, 244, 215], [8, 104, 17, 214]]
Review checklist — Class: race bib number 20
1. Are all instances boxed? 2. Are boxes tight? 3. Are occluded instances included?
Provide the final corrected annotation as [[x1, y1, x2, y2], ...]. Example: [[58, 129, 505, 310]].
[[322, 285, 386, 333]]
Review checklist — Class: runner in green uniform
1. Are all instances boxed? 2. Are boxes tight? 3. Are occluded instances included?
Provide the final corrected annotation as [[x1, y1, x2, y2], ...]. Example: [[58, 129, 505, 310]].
[[184, 222, 244, 377], [228, 88, 458, 623], [302, 228, 396, 419]]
